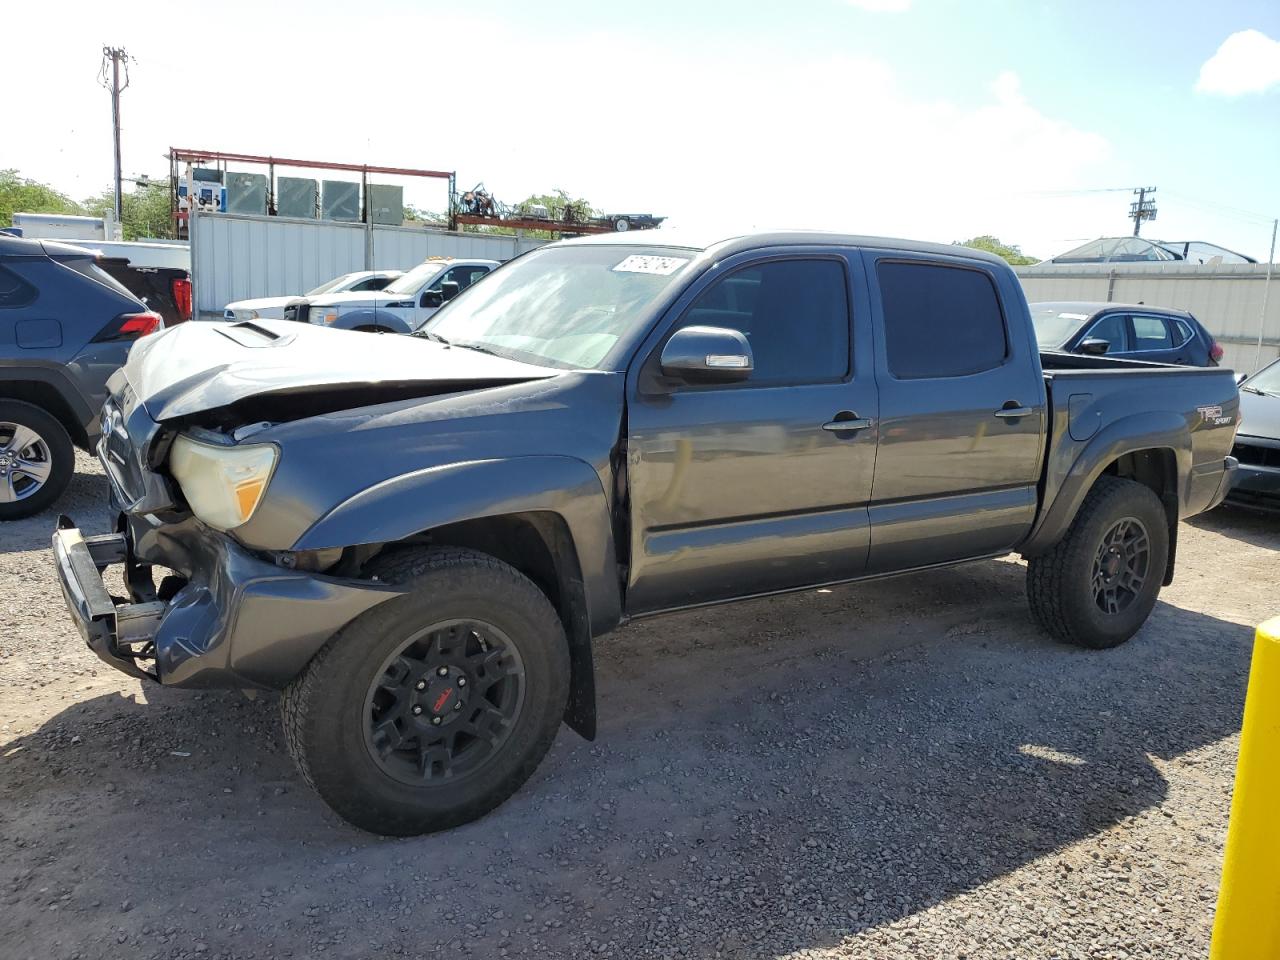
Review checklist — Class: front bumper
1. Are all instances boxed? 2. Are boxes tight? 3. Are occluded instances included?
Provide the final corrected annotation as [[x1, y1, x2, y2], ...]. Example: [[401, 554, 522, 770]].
[[52, 514, 405, 689], [52, 520, 164, 682], [1225, 459, 1280, 514]]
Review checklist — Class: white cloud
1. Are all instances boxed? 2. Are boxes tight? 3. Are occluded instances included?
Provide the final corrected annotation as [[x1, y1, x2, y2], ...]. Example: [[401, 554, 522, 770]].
[[845, 0, 911, 11], [1, 3, 1111, 260], [1196, 29, 1280, 96]]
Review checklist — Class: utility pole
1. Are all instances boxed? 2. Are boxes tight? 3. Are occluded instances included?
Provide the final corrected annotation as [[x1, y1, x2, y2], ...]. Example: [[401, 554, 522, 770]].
[[1129, 186, 1157, 237], [1254, 218, 1278, 374], [99, 46, 131, 226]]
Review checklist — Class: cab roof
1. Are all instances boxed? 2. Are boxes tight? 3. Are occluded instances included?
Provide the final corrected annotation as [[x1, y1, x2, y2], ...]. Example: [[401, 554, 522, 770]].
[[554, 229, 1010, 267]]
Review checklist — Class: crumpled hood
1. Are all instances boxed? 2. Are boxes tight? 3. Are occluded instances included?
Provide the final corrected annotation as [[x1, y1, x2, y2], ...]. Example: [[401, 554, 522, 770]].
[[117, 319, 557, 423]]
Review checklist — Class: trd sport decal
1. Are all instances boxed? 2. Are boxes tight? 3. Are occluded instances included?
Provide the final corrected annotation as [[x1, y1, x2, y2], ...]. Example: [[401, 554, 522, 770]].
[[1197, 405, 1234, 427]]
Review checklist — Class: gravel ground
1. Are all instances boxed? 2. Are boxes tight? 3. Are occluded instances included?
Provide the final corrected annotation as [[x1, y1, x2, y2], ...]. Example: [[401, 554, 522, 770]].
[[2, 453, 1275, 960]]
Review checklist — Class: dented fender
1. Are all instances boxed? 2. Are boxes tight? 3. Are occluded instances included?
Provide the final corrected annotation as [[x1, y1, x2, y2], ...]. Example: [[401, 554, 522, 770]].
[[294, 455, 623, 638]]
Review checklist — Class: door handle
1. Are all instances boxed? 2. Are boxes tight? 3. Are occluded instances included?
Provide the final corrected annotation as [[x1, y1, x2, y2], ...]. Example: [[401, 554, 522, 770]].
[[822, 416, 873, 433], [994, 404, 1033, 419]]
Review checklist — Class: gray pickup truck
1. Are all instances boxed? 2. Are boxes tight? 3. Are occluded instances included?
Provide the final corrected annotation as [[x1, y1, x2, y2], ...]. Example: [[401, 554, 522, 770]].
[[52, 231, 1239, 835]]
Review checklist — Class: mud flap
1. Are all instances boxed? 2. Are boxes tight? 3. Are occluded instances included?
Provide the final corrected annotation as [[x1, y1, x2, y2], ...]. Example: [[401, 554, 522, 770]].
[[563, 629, 597, 741]]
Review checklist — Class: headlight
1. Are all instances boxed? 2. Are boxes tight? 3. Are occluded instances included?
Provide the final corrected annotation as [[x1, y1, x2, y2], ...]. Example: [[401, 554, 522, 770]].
[[169, 435, 278, 531], [314, 308, 339, 325]]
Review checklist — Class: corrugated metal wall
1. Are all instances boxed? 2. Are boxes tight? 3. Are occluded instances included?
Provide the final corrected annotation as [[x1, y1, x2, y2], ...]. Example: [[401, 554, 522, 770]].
[[191, 212, 545, 318], [1015, 262, 1280, 374]]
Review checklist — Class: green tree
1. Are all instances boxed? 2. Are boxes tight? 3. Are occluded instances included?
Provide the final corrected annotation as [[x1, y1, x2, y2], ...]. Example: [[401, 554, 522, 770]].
[[0, 169, 83, 227], [954, 235, 1039, 266], [81, 178, 175, 240]]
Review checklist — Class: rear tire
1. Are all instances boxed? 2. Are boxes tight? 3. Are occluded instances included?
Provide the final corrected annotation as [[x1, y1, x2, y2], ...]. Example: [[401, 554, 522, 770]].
[[1026, 475, 1168, 649], [0, 400, 74, 521], [281, 547, 570, 835]]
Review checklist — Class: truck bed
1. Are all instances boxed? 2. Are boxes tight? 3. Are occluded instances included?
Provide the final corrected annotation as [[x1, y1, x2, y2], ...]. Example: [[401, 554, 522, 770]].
[[1026, 351, 1240, 555]]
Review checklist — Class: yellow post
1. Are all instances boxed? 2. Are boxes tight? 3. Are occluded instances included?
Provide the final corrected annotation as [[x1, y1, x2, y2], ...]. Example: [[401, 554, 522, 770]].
[[1211, 616, 1280, 960]]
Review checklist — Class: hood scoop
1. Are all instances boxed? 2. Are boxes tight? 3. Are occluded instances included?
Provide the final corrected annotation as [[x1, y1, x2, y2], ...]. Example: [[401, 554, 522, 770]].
[[215, 321, 290, 347]]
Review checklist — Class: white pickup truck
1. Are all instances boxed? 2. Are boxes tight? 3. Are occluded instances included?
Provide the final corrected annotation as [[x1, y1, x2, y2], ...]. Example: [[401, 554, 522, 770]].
[[224, 270, 403, 321], [283, 258, 499, 333]]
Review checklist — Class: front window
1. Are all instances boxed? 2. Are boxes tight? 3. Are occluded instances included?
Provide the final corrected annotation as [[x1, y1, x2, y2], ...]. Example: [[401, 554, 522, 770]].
[[419, 245, 698, 369], [384, 262, 449, 296], [1031, 305, 1090, 349], [306, 273, 358, 296]]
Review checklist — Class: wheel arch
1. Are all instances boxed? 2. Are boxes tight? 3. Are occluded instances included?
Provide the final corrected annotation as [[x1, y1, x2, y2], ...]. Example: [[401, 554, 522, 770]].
[[293, 456, 623, 740], [333, 309, 412, 334], [1023, 408, 1190, 583], [0, 373, 93, 449]]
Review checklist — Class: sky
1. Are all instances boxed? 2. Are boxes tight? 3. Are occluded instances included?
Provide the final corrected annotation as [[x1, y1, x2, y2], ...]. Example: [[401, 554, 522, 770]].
[[4, 0, 1279, 261]]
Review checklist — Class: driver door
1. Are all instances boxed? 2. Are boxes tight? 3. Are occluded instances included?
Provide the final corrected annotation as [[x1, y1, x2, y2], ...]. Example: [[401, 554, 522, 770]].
[[625, 251, 879, 614]]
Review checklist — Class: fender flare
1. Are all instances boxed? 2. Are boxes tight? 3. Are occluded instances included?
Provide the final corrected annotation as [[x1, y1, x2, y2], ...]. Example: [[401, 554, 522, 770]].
[[1022, 409, 1190, 558], [293, 456, 622, 739], [0, 364, 97, 446]]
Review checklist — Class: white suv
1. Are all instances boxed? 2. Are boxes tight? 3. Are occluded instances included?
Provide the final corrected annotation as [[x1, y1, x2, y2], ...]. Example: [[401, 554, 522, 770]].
[[298, 259, 498, 333]]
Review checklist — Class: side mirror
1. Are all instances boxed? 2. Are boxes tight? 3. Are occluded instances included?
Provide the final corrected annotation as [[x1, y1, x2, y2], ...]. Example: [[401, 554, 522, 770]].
[[1078, 337, 1110, 356], [421, 289, 443, 308], [660, 326, 753, 384], [440, 280, 461, 302]]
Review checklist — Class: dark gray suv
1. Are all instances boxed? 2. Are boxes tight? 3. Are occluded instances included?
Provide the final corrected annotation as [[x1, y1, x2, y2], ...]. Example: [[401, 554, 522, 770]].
[[1, 234, 162, 519]]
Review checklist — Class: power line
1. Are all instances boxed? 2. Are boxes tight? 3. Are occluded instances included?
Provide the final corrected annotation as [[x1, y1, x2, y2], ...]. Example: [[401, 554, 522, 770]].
[[1160, 190, 1277, 225], [1027, 186, 1276, 225]]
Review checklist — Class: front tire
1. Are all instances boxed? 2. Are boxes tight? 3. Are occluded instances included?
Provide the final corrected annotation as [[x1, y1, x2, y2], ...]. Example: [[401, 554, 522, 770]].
[[282, 547, 570, 835], [1026, 476, 1169, 649], [0, 400, 74, 521]]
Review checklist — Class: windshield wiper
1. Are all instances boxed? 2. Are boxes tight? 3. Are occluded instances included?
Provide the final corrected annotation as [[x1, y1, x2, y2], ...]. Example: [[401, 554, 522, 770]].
[[451, 340, 507, 359], [417, 329, 451, 344], [1241, 385, 1266, 395]]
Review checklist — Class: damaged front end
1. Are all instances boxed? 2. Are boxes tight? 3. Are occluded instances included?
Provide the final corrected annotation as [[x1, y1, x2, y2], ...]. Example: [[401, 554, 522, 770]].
[[52, 510, 407, 688], [53, 319, 567, 688]]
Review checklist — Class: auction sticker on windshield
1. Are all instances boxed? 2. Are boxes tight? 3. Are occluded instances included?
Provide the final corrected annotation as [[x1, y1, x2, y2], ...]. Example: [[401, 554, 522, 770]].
[[612, 255, 689, 275]]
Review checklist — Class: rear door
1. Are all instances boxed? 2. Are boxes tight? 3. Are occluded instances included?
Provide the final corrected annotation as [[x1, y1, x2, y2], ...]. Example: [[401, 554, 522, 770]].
[[1128, 312, 1194, 365], [625, 248, 878, 612], [863, 252, 1045, 573]]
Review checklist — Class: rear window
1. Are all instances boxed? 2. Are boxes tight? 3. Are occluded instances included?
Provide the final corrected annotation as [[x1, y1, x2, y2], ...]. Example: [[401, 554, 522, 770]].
[[59, 257, 137, 301], [878, 261, 1008, 379], [0, 265, 37, 308], [1131, 315, 1173, 350]]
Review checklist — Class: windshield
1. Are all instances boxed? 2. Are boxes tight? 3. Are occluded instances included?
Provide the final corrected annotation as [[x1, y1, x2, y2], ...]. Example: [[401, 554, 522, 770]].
[[384, 262, 448, 296], [1244, 359, 1280, 396], [419, 245, 698, 369], [1030, 304, 1090, 349], [306, 273, 357, 296]]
